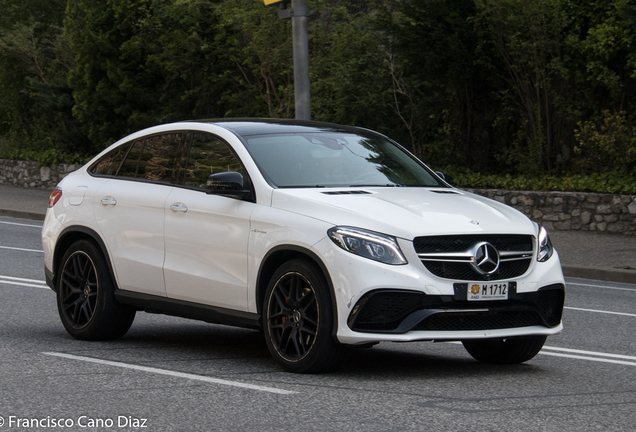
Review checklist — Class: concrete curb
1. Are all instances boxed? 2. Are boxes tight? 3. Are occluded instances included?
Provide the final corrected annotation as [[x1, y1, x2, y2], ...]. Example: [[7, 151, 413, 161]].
[[0, 209, 45, 221], [562, 265, 636, 285]]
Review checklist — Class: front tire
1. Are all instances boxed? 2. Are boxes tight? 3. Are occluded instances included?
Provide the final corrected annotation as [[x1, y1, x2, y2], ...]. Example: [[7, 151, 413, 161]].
[[462, 336, 547, 364], [56, 239, 135, 340], [263, 259, 345, 373]]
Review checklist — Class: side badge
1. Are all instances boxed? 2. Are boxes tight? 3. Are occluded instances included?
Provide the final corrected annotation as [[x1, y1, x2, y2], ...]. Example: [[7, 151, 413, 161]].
[[471, 220, 480, 225]]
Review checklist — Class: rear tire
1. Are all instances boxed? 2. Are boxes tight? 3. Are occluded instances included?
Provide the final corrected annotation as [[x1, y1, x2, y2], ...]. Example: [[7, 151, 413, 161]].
[[462, 336, 547, 364], [263, 259, 345, 373], [56, 239, 135, 340]]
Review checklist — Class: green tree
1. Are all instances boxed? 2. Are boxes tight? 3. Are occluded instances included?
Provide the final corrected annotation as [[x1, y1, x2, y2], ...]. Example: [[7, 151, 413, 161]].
[[66, 0, 234, 147], [0, 0, 85, 154], [476, 0, 575, 176]]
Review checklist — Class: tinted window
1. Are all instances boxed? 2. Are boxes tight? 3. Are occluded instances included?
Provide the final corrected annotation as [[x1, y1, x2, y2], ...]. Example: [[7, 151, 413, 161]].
[[137, 133, 188, 183], [172, 133, 192, 185], [118, 140, 143, 178], [185, 133, 245, 189], [89, 142, 132, 176]]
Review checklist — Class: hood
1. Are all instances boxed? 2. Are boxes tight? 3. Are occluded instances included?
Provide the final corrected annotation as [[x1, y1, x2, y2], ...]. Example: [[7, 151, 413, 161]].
[[271, 188, 536, 240]]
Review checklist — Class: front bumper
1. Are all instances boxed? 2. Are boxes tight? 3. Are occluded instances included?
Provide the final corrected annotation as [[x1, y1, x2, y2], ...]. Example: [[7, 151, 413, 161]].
[[347, 283, 564, 334], [312, 236, 566, 345]]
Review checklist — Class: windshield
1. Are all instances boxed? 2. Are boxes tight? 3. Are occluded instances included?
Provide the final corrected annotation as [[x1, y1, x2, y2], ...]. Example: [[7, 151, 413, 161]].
[[243, 132, 445, 188]]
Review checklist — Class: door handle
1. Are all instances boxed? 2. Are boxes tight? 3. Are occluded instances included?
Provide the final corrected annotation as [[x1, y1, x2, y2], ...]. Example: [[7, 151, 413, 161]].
[[101, 197, 117, 206], [170, 203, 188, 213]]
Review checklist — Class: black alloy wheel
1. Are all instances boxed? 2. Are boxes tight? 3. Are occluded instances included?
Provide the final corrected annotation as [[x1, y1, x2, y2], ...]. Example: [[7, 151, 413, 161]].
[[57, 240, 136, 340], [266, 271, 319, 362], [59, 250, 98, 329], [263, 259, 345, 373]]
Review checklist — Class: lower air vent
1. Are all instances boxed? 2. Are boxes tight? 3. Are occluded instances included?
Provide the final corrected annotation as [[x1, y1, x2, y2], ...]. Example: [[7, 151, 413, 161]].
[[412, 310, 542, 331], [347, 284, 564, 334]]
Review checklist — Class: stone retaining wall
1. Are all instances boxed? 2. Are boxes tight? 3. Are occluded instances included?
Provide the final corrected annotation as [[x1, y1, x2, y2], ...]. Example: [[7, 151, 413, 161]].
[[0, 159, 78, 189], [1, 159, 635, 235], [466, 188, 636, 236]]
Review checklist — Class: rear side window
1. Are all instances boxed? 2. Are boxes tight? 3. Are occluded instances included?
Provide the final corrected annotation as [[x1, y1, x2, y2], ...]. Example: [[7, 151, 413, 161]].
[[89, 142, 133, 176], [185, 133, 245, 189], [137, 133, 189, 183], [118, 140, 143, 178]]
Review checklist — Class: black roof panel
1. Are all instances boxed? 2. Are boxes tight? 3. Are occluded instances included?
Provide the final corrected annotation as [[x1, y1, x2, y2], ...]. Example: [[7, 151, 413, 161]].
[[196, 118, 379, 138]]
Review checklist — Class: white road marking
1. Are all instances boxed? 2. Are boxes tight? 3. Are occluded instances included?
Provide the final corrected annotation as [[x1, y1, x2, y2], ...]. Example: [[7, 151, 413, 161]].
[[0, 275, 48, 289], [43, 352, 297, 395], [543, 346, 636, 361], [0, 275, 46, 284], [566, 282, 636, 292], [0, 280, 49, 289], [0, 220, 43, 228], [564, 306, 636, 318], [539, 351, 636, 367], [451, 341, 636, 366], [0, 245, 44, 253]]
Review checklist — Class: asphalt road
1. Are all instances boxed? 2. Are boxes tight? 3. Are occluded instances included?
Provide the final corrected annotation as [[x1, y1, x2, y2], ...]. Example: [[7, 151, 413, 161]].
[[1, 215, 635, 431]]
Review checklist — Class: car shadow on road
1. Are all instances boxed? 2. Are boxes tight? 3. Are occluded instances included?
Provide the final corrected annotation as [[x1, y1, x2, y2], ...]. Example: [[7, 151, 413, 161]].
[[42, 315, 549, 379]]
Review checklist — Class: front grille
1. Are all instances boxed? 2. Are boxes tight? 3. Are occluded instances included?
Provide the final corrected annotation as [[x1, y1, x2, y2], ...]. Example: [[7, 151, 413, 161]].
[[348, 284, 564, 334], [414, 235, 533, 253], [414, 234, 534, 281], [423, 259, 531, 281]]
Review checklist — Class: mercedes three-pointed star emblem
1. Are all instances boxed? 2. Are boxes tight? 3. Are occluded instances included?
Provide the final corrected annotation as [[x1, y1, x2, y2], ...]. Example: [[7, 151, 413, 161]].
[[471, 242, 500, 275]]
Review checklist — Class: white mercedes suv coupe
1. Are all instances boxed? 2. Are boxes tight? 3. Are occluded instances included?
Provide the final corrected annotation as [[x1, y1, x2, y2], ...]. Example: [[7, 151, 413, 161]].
[[42, 119, 565, 373]]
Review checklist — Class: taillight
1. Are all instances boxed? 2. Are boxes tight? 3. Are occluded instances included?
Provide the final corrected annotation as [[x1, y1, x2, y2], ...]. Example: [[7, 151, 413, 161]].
[[49, 186, 63, 208]]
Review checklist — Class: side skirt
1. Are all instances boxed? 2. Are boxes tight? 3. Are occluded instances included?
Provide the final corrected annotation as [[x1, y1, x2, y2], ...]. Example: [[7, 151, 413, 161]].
[[114, 290, 262, 331]]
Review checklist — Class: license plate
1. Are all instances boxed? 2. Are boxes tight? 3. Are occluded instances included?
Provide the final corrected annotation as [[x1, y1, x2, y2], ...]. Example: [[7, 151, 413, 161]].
[[467, 282, 510, 301]]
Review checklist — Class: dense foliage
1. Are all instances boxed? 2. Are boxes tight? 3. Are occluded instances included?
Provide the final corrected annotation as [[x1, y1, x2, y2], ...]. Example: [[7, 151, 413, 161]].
[[0, 0, 635, 192]]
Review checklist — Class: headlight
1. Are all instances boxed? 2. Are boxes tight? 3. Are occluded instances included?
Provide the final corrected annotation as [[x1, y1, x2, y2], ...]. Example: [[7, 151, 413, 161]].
[[328, 226, 407, 265], [537, 225, 554, 262]]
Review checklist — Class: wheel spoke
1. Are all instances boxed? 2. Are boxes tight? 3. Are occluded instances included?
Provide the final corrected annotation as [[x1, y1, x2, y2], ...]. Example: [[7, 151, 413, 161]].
[[272, 289, 290, 313], [289, 328, 302, 357], [72, 254, 83, 279], [85, 297, 95, 316], [81, 257, 92, 279], [61, 291, 78, 305], [61, 277, 81, 293], [299, 325, 317, 337], [279, 326, 293, 353], [301, 294, 316, 310], [296, 328, 307, 355], [289, 274, 300, 306], [268, 311, 287, 320], [302, 315, 318, 327], [62, 268, 82, 286], [72, 300, 83, 326], [80, 302, 91, 324]]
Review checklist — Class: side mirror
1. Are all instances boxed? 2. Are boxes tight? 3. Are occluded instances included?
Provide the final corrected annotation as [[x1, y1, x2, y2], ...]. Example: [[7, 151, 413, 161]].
[[435, 171, 455, 186], [206, 172, 251, 199]]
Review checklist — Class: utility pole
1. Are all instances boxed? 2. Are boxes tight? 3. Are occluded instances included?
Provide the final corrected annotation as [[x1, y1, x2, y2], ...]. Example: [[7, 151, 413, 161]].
[[290, 0, 310, 120], [266, 0, 311, 120]]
